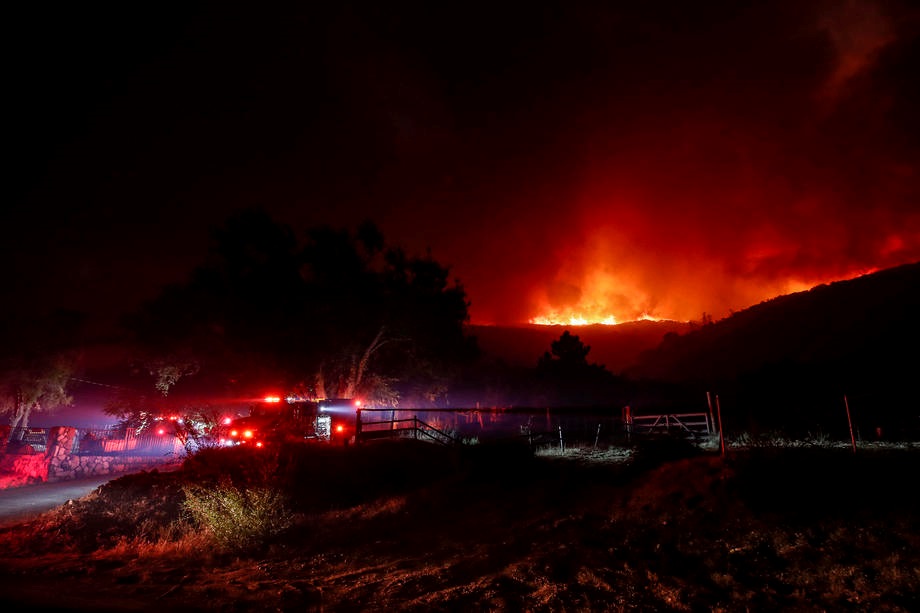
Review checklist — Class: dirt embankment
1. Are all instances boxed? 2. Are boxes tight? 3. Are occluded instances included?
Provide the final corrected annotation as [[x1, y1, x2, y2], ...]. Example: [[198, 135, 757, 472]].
[[0, 441, 918, 611]]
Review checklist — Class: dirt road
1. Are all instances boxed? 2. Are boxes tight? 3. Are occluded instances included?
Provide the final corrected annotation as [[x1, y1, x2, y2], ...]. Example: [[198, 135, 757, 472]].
[[0, 463, 182, 528], [0, 475, 116, 526]]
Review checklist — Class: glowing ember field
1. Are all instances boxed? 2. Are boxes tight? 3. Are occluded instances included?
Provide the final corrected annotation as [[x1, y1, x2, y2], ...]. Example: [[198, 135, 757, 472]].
[[528, 266, 882, 325]]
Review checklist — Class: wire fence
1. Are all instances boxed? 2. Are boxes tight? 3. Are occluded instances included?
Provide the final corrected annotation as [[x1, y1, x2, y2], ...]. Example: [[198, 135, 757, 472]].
[[357, 407, 636, 447], [4, 426, 184, 456], [73, 426, 184, 456]]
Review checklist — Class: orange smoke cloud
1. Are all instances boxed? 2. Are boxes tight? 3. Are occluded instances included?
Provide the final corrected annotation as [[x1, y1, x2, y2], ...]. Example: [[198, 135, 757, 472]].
[[525, 154, 920, 325], [341, 1, 920, 328]]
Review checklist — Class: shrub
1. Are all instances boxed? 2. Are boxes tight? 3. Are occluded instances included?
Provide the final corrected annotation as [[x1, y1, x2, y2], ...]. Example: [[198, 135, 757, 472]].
[[182, 478, 294, 553]]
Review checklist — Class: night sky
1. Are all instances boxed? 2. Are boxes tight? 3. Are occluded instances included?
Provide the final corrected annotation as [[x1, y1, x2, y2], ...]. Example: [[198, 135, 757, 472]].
[[6, 1, 920, 328]]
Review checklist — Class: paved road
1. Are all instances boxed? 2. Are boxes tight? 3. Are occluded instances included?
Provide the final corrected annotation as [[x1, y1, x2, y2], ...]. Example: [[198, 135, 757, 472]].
[[0, 475, 122, 527]]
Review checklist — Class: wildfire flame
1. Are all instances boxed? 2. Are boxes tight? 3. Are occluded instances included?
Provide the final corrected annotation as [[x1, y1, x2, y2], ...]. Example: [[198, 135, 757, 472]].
[[518, 168, 917, 327], [528, 265, 672, 326], [530, 312, 662, 326], [529, 265, 881, 326]]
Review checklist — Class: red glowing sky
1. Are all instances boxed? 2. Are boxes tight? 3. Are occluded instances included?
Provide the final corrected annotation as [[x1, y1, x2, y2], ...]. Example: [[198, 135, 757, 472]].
[[5, 2, 920, 327]]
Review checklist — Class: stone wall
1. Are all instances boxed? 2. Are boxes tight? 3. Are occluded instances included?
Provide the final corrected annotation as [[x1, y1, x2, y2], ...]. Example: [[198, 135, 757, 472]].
[[1, 426, 182, 489], [48, 450, 181, 482]]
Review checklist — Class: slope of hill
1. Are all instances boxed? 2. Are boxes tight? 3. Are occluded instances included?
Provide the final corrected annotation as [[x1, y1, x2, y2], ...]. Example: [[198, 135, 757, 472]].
[[628, 261, 920, 382], [625, 261, 920, 435]]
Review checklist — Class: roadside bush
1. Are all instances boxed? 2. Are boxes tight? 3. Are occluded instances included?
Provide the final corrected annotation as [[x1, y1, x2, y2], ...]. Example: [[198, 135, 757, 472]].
[[182, 479, 294, 553]]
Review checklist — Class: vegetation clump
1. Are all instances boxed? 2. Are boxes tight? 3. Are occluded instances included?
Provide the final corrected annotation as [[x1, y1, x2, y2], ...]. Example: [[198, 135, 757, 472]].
[[183, 479, 293, 553]]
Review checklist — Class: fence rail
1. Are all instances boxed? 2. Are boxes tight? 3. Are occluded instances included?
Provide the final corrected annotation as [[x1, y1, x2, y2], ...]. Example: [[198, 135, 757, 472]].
[[74, 427, 183, 456], [356, 414, 458, 445], [4, 427, 50, 453], [627, 412, 712, 435], [353, 407, 716, 447], [2, 426, 183, 456]]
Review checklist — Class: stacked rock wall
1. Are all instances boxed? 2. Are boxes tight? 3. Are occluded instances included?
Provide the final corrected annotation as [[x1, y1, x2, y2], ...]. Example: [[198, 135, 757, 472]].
[[48, 452, 179, 482]]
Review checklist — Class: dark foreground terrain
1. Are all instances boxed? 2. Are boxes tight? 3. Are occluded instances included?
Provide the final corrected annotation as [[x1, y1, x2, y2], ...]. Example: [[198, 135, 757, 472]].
[[0, 439, 918, 611]]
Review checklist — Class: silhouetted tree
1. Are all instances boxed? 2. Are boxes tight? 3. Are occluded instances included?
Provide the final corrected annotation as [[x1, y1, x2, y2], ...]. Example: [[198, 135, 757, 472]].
[[124, 208, 477, 409], [536, 330, 620, 407], [538, 330, 591, 372], [0, 310, 81, 435]]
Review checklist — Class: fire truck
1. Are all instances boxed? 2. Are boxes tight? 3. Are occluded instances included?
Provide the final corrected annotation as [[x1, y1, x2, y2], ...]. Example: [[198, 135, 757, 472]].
[[224, 396, 361, 448]]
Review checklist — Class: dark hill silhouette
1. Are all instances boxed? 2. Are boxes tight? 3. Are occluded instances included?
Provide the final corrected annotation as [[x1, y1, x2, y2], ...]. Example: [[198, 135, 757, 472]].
[[625, 261, 920, 437], [470, 320, 694, 374], [627, 261, 920, 382]]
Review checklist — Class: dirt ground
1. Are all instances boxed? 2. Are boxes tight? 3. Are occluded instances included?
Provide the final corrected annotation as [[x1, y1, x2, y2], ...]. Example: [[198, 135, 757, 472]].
[[0, 440, 918, 612]]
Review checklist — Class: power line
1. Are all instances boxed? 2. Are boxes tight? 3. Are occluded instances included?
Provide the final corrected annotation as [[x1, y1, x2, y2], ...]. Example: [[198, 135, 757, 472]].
[[68, 376, 129, 391]]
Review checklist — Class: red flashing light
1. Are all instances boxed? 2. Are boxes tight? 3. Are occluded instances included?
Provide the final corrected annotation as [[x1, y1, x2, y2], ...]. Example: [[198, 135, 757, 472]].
[[354, 400, 362, 407], [255, 441, 264, 448], [336, 424, 345, 433], [243, 430, 254, 439], [230, 429, 238, 437], [264, 396, 281, 403], [157, 428, 165, 435], [223, 417, 232, 425]]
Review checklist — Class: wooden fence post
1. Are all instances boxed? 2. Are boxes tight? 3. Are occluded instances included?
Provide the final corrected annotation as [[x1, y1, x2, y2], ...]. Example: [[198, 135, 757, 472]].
[[716, 395, 725, 457], [844, 395, 857, 454], [706, 391, 716, 434]]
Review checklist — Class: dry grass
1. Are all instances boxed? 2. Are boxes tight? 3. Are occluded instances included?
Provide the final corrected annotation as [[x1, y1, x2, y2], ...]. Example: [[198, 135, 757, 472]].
[[0, 439, 918, 611], [183, 479, 294, 553]]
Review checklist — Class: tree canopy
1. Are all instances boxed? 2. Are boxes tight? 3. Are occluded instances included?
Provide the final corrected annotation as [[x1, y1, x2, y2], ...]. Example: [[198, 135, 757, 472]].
[[0, 310, 81, 434], [123, 209, 477, 410], [535, 330, 621, 407]]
